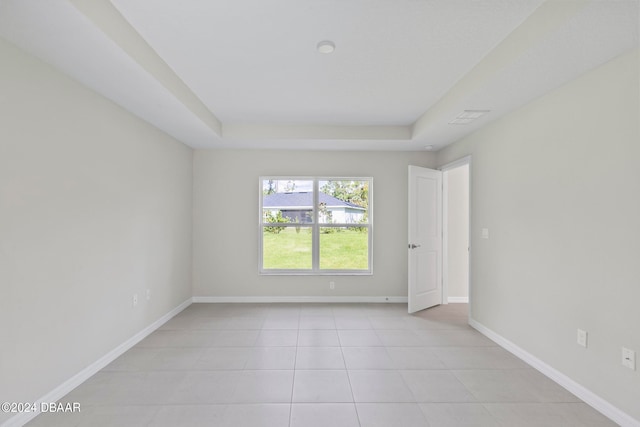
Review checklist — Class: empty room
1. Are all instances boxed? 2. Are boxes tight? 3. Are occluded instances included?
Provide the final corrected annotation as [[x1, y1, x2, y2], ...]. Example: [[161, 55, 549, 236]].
[[1, 0, 638, 426]]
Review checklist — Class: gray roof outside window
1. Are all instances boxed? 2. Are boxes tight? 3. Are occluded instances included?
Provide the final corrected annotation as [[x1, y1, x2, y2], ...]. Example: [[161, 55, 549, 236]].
[[263, 192, 365, 210]]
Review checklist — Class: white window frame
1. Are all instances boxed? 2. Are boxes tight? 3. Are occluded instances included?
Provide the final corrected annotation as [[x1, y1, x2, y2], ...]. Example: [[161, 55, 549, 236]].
[[259, 176, 373, 275]]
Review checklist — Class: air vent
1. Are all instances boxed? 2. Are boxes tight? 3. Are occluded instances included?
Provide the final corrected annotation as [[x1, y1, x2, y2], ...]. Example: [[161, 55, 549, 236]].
[[449, 110, 490, 125]]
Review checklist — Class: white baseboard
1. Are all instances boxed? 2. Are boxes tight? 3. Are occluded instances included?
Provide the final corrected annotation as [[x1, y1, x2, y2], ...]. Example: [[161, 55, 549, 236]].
[[192, 296, 408, 303], [447, 296, 469, 303], [2, 298, 192, 427], [469, 318, 640, 427]]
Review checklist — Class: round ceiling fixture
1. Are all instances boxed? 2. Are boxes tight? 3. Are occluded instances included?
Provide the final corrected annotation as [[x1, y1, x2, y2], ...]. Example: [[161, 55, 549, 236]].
[[424, 145, 434, 151], [317, 40, 335, 54]]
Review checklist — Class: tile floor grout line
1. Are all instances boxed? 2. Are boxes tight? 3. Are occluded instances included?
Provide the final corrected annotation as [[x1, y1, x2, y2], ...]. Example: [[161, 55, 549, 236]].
[[288, 327, 301, 427], [339, 333, 362, 427]]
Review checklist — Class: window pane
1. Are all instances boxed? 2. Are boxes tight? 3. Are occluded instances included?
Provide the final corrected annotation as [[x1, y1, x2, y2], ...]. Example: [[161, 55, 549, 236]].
[[319, 227, 369, 270], [318, 180, 369, 224], [263, 179, 314, 224], [263, 226, 312, 269]]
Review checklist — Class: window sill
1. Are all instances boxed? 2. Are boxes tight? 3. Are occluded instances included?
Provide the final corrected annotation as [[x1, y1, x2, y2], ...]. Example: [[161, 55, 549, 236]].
[[259, 270, 372, 276]]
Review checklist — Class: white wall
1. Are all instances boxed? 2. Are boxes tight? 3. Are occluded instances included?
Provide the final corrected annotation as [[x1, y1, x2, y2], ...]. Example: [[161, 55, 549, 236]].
[[0, 38, 193, 424], [445, 164, 469, 301], [193, 150, 435, 299], [437, 49, 640, 422]]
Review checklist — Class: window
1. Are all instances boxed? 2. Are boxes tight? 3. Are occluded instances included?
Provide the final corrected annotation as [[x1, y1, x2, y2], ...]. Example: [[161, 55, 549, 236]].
[[260, 177, 372, 275]]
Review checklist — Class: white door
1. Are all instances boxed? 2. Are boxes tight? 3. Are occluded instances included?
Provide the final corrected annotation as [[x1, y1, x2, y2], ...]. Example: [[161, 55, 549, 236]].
[[408, 165, 443, 313]]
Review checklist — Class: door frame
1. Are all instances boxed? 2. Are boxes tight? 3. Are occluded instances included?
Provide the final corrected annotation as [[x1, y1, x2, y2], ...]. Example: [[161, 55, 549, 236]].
[[440, 155, 472, 307]]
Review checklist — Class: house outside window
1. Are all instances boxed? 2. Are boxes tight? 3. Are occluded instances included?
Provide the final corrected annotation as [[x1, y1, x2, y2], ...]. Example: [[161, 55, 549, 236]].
[[259, 177, 372, 275]]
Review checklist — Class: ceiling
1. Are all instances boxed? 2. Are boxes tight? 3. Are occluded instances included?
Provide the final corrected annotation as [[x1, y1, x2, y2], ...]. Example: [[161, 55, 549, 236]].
[[0, 0, 637, 151]]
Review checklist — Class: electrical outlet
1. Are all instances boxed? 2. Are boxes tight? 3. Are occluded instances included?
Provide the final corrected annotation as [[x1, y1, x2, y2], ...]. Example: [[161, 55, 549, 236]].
[[622, 347, 636, 370], [132, 294, 138, 307], [577, 329, 587, 348], [329, 281, 335, 290], [146, 289, 151, 301]]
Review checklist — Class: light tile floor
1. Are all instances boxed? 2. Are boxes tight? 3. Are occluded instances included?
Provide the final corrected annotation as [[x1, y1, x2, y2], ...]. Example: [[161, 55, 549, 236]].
[[27, 303, 616, 426]]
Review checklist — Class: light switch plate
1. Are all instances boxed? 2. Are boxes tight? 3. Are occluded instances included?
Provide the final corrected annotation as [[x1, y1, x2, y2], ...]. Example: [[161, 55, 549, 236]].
[[622, 347, 635, 370], [481, 228, 489, 239], [577, 329, 587, 347]]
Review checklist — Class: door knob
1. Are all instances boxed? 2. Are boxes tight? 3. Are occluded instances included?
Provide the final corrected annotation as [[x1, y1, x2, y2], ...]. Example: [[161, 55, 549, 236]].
[[408, 244, 421, 249]]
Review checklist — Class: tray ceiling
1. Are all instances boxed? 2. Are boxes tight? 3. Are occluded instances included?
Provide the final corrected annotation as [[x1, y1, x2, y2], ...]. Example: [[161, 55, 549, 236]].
[[0, 0, 637, 150]]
